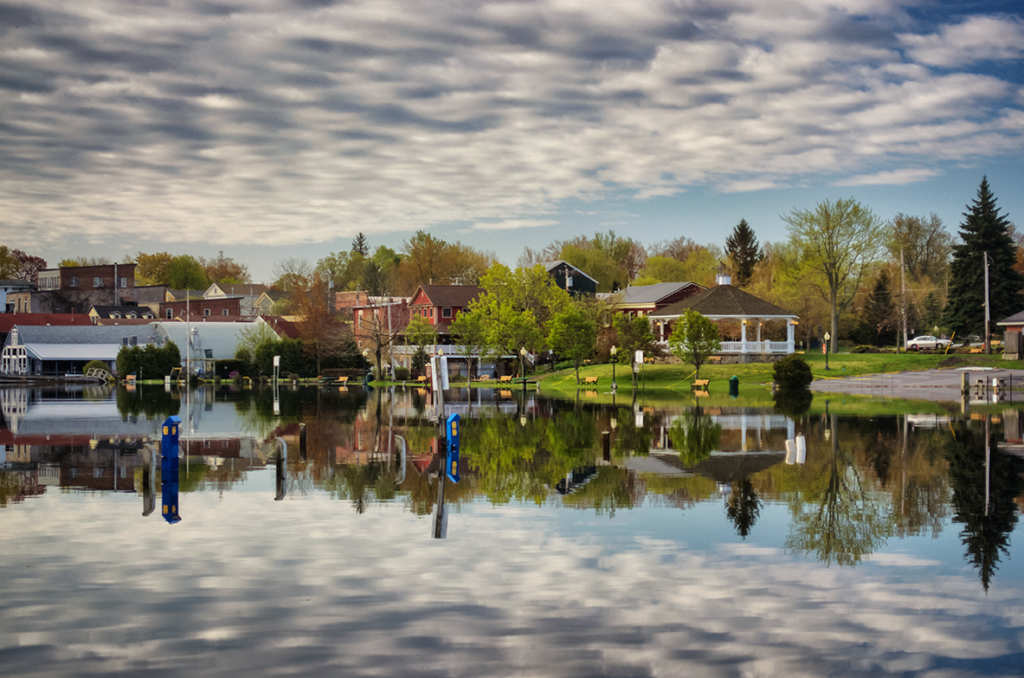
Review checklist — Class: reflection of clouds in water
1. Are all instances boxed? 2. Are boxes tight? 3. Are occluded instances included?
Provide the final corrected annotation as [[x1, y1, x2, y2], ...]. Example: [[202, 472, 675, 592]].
[[1, 489, 1022, 677]]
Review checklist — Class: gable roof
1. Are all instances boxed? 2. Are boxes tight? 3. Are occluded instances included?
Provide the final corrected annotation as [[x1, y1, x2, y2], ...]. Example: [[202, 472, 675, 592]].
[[650, 284, 796, 320], [997, 310, 1024, 326], [412, 284, 484, 308], [89, 305, 155, 318], [543, 260, 599, 285], [6, 323, 162, 347], [614, 282, 703, 306]]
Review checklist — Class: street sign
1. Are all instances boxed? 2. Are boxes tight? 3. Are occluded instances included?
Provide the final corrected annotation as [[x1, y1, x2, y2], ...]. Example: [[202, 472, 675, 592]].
[[446, 413, 460, 483]]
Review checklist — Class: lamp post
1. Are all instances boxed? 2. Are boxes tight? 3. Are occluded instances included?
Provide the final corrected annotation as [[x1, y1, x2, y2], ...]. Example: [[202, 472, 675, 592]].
[[519, 346, 528, 393], [610, 345, 617, 391], [823, 331, 831, 370]]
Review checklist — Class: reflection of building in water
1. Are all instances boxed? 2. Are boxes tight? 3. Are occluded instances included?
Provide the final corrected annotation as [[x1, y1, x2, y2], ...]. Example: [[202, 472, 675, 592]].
[[0, 386, 278, 506]]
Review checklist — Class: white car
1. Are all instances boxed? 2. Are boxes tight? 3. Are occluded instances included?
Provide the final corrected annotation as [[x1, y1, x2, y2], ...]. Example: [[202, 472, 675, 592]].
[[908, 335, 952, 351]]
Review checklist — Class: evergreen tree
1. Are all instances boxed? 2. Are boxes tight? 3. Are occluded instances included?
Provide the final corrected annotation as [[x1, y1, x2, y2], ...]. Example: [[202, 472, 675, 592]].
[[724, 219, 761, 287], [857, 270, 896, 345], [921, 291, 942, 334], [351, 232, 369, 257], [944, 177, 1024, 336]]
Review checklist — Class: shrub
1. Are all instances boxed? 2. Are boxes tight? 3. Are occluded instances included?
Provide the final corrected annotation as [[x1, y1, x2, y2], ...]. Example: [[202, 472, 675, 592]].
[[83, 359, 111, 376], [773, 354, 813, 392], [393, 366, 410, 381]]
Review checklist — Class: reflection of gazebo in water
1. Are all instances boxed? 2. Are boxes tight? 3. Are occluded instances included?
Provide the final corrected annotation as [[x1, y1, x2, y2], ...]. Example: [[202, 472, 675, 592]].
[[649, 273, 798, 361]]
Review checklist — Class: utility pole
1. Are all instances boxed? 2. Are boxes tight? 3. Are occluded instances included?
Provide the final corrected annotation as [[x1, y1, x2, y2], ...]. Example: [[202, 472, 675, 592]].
[[901, 250, 908, 352], [984, 251, 991, 355]]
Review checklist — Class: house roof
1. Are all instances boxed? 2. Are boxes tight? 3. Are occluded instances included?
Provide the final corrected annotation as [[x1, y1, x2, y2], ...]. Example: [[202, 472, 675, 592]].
[[155, 319, 268, 360], [543, 260, 599, 285], [412, 284, 484, 307], [261, 315, 302, 339], [997, 310, 1024, 326], [650, 285, 796, 320], [0, 279, 35, 289], [89, 305, 155, 318], [0, 314, 93, 334], [6, 324, 162, 347], [614, 282, 702, 306], [206, 282, 271, 298]]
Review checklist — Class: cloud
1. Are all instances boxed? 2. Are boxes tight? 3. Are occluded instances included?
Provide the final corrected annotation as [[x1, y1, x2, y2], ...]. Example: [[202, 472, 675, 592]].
[[834, 168, 940, 186], [0, 0, 1022, 251], [900, 15, 1024, 67], [471, 219, 559, 231]]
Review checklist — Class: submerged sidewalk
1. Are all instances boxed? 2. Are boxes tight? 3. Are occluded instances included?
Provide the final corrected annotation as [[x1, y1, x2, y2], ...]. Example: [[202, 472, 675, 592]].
[[810, 366, 1024, 403]]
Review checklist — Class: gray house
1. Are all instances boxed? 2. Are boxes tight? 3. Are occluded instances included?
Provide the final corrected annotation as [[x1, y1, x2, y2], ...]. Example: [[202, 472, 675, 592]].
[[0, 324, 161, 376]]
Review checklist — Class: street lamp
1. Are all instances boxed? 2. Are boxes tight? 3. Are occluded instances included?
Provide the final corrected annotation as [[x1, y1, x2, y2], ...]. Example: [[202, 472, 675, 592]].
[[610, 345, 617, 391], [519, 346, 528, 393], [823, 331, 831, 370]]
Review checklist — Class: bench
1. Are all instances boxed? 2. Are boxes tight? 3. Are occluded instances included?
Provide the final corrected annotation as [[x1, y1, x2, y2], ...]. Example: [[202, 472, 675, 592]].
[[969, 347, 983, 354], [498, 375, 513, 383], [335, 376, 349, 386], [692, 379, 709, 391], [708, 356, 722, 363], [416, 375, 428, 383], [583, 376, 599, 385]]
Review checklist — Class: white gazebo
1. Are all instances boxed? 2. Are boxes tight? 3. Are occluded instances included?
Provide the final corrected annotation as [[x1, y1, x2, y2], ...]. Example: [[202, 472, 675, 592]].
[[648, 274, 798, 359]]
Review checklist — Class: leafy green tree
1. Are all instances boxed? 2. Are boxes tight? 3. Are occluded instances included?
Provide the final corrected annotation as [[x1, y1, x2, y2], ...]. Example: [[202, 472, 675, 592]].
[[669, 407, 722, 466], [547, 306, 598, 384], [0, 246, 21, 279], [404, 315, 437, 373], [133, 251, 174, 285], [724, 219, 761, 287], [167, 255, 210, 290], [784, 198, 883, 351], [450, 310, 487, 380], [668, 309, 721, 380], [887, 213, 952, 282], [944, 177, 1024, 338]]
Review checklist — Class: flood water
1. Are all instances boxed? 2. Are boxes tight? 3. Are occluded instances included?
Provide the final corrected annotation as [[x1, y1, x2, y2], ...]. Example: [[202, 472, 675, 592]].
[[2, 383, 1023, 677]]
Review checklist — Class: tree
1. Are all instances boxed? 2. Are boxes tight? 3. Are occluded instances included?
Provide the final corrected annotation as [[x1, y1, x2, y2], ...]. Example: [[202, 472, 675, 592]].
[[783, 198, 883, 352], [668, 310, 722, 380], [547, 306, 598, 384], [944, 177, 1024, 339], [291, 272, 354, 375], [166, 255, 209, 290], [0, 248, 47, 283], [612, 314, 656, 388], [724, 219, 761, 287], [134, 252, 175, 285], [352, 232, 369, 257], [887, 213, 952, 282], [856, 269, 897, 346], [450, 310, 487, 380], [271, 257, 312, 292], [235, 320, 281, 374], [727, 477, 762, 539], [0, 246, 21, 279], [204, 251, 250, 284], [404, 315, 437, 369]]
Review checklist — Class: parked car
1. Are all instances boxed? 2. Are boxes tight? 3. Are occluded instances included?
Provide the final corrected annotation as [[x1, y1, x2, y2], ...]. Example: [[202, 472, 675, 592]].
[[908, 335, 952, 351]]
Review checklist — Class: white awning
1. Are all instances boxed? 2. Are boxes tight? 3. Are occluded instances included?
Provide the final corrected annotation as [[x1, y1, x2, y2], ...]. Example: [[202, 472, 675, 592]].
[[24, 344, 121, 361]]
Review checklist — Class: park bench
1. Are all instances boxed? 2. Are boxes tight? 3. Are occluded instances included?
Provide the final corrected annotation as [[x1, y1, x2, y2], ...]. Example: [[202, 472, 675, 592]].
[[498, 375, 514, 383], [335, 376, 349, 386], [969, 347, 983, 354], [692, 379, 710, 392], [707, 356, 722, 363], [416, 375, 428, 384], [583, 376, 599, 385]]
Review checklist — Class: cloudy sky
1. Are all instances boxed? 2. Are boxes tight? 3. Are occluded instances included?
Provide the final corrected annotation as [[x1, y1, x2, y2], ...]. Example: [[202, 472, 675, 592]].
[[2, 0, 1023, 278]]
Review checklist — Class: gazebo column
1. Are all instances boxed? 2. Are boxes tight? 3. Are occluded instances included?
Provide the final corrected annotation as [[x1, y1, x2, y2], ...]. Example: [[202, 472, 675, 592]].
[[741, 320, 748, 354], [756, 320, 762, 351], [787, 320, 795, 354]]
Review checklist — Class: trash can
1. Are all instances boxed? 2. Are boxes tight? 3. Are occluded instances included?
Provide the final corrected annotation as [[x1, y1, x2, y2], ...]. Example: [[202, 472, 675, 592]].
[[363, 371, 374, 386], [729, 375, 739, 397]]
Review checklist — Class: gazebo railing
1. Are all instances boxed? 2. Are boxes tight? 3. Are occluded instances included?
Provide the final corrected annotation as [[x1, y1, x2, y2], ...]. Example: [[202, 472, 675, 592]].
[[718, 341, 792, 354]]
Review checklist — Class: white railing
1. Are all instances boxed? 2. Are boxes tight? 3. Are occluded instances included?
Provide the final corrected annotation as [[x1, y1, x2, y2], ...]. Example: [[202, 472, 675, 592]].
[[718, 341, 792, 354]]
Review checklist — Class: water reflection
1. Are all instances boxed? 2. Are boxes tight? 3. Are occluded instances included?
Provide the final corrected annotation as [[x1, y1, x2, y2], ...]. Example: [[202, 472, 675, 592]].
[[1, 384, 1023, 590]]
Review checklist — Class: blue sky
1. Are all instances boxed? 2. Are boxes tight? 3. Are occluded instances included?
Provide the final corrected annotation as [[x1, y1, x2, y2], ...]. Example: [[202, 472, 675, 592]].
[[1, 0, 1022, 281]]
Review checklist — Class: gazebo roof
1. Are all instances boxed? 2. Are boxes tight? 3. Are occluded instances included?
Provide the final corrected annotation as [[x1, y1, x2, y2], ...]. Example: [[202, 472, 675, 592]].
[[649, 284, 796, 320]]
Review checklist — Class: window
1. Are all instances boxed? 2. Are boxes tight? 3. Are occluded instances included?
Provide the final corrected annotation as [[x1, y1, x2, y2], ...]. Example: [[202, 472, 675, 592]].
[[122, 337, 128, 346], [166, 309, 172, 319], [94, 468, 103, 478], [119, 277, 127, 288], [130, 336, 137, 346], [222, 309, 229, 316], [69, 276, 79, 288], [70, 468, 77, 478], [567, 275, 573, 288], [111, 312, 120, 319], [204, 308, 210, 317], [93, 277, 103, 288]]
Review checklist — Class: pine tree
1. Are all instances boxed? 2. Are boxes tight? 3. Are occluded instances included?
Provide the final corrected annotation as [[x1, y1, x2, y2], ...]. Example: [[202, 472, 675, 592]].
[[724, 219, 761, 287], [921, 292, 942, 334], [944, 177, 1024, 336], [858, 270, 896, 346], [351, 232, 369, 257]]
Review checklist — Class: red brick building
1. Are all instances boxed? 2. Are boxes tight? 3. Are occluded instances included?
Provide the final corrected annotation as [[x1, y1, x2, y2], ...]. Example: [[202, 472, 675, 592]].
[[160, 296, 242, 320]]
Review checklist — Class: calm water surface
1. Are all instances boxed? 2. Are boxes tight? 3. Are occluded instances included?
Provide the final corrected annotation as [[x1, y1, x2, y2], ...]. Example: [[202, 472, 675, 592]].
[[2, 384, 1023, 677]]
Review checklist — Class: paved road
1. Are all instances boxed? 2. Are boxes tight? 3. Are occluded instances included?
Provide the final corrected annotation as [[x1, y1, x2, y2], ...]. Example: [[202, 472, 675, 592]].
[[810, 366, 1024, 403]]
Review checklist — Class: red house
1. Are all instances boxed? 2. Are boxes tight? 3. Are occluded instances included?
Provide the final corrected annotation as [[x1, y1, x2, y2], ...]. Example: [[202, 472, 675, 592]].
[[408, 284, 483, 340]]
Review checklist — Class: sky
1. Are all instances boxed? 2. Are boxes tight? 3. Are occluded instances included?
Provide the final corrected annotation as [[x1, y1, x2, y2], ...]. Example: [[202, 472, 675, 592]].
[[2, 0, 1023, 282]]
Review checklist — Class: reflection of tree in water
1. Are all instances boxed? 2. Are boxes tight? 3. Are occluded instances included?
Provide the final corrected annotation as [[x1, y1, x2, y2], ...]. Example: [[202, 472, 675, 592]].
[[726, 477, 762, 539], [669, 407, 722, 467], [943, 422, 1024, 592], [559, 466, 645, 517], [325, 461, 392, 513], [786, 415, 892, 567]]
